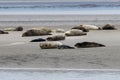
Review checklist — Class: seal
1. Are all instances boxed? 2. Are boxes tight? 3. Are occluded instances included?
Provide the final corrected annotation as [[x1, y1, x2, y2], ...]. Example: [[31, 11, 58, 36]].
[[72, 26, 89, 32], [22, 28, 52, 37], [55, 28, 65, 33], [65, 29, 87, 36], [0, 30, 8, 34], [58, 45, 75, 49], [15, 26, 23, 31], [47, 35, 65, 41], [30, 38, 46, 42], [73, 25, 101, 30], [40, 42, 63, 49], [75, 42, 105, 48], [102, 24, 117, 30], [4, 26, 23, 31]]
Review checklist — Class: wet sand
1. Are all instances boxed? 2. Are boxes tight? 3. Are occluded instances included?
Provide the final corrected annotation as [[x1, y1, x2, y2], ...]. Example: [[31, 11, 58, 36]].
[[0, 15, 120, 69], [1, 14, 120, 29]]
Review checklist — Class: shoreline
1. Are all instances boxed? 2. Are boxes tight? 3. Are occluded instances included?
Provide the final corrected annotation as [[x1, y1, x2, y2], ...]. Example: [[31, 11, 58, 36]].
[[1, 68, 120, 71], [0, 14, 120, 28]]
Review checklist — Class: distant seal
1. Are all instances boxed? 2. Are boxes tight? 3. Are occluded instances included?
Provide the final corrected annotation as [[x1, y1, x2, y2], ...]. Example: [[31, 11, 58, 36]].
[[58, 45, 75, 49], [15, 26, 23, 31], [102, 24, 117, 30], [55, 28, 65, 33], [73, 25, 101, 30], [75, 42, 105, 48], [72, 26, 89, 32], [4, 26, 23, 31], [40, 42, 63, 49], [47, 35, 65, 41], [30, 38, 46, 42], [0, 30, 8, 34], [22, 28, 52, 37], [65, 29, 87, 36]]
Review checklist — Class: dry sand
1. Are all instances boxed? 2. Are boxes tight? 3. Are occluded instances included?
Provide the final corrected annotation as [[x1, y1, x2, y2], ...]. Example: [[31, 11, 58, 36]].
[[0, 14, 120, 69]]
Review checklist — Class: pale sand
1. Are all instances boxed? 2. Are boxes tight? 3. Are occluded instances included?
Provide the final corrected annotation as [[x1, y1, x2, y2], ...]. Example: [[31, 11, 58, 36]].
[[0, 15, 120, 69]]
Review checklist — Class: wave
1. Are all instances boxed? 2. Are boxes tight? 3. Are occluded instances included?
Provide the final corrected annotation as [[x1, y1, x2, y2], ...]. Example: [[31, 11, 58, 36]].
[[0, 2, 120, 9], [0, 20, 120, 23]]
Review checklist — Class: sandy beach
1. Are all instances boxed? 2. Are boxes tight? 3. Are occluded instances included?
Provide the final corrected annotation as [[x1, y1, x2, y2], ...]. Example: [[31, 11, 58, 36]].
[[0, 14, 120, 69]]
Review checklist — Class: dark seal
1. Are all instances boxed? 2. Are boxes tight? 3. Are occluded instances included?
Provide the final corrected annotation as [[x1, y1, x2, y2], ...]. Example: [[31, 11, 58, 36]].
[[72, 26, 89, 32], [47, 35, 65, 41], [58, 45, 75, 49], [75, 42, 105, 48], [0, 30, 8, 34], [30, 38, 46, 42], [15, 26, 23, 31], [102, 24, 117, 30]]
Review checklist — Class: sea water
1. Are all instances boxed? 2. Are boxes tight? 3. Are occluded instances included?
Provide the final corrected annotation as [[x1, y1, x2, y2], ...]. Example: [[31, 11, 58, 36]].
[[0, 1, 120, 14], [0, 70, 120, 80]]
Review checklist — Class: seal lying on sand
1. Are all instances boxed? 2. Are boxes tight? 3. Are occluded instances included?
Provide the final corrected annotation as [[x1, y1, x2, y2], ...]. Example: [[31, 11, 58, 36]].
[[75, 42, 105, 48], [55, 28, 65, 33], [58, 45, 75, 49], [72, 25, 89, 32], [22, 28, 52, 37], [0, 30, 8, 34], [30, 38, 46, 42], [15, 26, 23, 31], [72, 25, 101, 31], [102, 24, 117, 30], [65, 29, 87, 36], [47, 35, 65, 41], [4, 26, 23, 31], [40, 42, 63, 49]]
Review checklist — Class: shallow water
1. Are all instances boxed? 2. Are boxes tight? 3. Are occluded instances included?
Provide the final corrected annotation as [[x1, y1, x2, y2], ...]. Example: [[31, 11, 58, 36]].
[[0, 15, 120, 28], [0, 70, 120, 80], [1, 2, 120, 14]]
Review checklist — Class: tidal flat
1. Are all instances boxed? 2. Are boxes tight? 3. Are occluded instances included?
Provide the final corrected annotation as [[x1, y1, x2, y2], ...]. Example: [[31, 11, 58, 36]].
[[0, 15, 119, 69]]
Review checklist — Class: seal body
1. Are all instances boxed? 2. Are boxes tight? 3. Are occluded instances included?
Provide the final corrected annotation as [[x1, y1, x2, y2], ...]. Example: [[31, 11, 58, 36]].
[[72, 26, 89, 32], [75, 42, 105, 48], [73, 25, 101, 30], [102, 24, 117, 30], [65, 29, 87, 36], [47, 35, 65, 41], [58, 45, 75, 49], [4, 26, 23, 31], [30, 38, 46, 42], [15, 26, 23, 31], [0, 30, 8, 34], [55, 29, 65, 33], [22, 28, 52, 37], [40, 42, 63, 49]]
